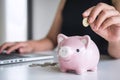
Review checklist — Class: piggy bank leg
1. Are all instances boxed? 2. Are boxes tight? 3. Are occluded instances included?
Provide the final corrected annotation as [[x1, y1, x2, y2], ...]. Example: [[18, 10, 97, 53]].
[[90, 67, 97, 72], [60, 67, 67, 73], [76, 68, 87, 74]]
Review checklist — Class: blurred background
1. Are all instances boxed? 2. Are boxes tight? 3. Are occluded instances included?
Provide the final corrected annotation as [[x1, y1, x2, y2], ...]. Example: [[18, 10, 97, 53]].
[[0, 0, 60, 45]]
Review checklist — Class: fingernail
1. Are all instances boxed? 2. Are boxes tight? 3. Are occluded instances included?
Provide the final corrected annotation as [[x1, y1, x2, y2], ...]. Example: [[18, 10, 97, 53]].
[[83, 12, 88, 16]]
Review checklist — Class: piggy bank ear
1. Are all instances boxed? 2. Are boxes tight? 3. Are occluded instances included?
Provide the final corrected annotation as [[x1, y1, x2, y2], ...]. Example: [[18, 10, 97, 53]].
[[81, 35, 90, 48], [57, 34, 68, 43]]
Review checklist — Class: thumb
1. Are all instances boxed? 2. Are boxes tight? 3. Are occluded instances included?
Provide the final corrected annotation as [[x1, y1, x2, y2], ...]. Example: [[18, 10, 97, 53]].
[[19, 47, 28, 54]]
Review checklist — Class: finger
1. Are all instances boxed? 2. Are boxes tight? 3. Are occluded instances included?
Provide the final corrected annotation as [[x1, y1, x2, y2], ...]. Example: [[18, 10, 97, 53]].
[[0, 42, 15, 53], [19, 48, 26, 54], [95, 9, 120, 30], [89, 20, 96, 30], [6, 42, 27, 54], [88, 3, 115, 23], [19, 47, 31, 54], [100, 15, 120, 30], [82, 6, 94, 17]]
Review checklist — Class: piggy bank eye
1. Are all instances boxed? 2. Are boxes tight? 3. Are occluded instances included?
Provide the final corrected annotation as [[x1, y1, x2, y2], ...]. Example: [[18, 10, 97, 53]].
[[76, 49, 80, 53]]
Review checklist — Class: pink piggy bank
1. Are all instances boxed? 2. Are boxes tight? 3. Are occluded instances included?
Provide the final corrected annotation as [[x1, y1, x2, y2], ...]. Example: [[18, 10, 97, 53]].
[[57, 34, 100, 74]]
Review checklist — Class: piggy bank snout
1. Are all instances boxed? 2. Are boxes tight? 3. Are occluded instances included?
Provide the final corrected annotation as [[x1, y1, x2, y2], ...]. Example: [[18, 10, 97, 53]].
[[59, 46, 72, 58]]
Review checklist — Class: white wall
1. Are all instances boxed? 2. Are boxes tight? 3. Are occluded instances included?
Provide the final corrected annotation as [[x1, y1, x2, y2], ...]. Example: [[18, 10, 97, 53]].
[[0, 0, 27, 45], [5, 0, 27, 42], [32, 0, 60, 40]]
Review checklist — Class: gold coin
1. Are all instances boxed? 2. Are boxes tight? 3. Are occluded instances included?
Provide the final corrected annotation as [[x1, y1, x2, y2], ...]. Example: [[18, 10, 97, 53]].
[[82, 18, 89, 27]]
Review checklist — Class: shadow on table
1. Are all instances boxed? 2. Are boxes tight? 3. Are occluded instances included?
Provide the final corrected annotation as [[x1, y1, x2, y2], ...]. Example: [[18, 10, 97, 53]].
[[100, 55, 115, 61]]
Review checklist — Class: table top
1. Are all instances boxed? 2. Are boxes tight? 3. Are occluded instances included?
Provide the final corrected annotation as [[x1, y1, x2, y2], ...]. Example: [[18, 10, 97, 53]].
[[0, 54, 120, 80]]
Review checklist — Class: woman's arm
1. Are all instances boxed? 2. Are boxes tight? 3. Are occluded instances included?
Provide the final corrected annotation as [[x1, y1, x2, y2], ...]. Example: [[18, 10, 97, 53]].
[[112, 0, 120, 11], [108, 0, 120, 58]]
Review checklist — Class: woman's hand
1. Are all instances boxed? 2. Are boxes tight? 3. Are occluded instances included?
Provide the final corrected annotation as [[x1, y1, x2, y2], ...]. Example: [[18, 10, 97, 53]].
[[82, 3, 120, 43], [0, 41, 36, 54]]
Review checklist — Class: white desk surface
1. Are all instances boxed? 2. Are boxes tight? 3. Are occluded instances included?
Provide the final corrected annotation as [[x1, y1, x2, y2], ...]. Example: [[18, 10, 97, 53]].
[[0, 53, 120, 80]]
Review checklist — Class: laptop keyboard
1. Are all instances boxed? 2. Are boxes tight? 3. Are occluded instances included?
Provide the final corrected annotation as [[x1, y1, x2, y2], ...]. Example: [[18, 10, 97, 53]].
[[0, 52, 25, 60]]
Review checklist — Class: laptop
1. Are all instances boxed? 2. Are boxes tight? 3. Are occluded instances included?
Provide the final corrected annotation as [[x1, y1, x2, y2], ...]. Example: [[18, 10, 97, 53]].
[[0, 50, 54, 65]]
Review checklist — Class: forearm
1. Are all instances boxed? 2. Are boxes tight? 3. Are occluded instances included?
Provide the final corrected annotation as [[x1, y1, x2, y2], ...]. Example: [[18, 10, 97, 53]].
[[29, 38, 56, 52], [108, 41, 120, 58], [107, 0, 120, 58], [112, 0, 120, 11]]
